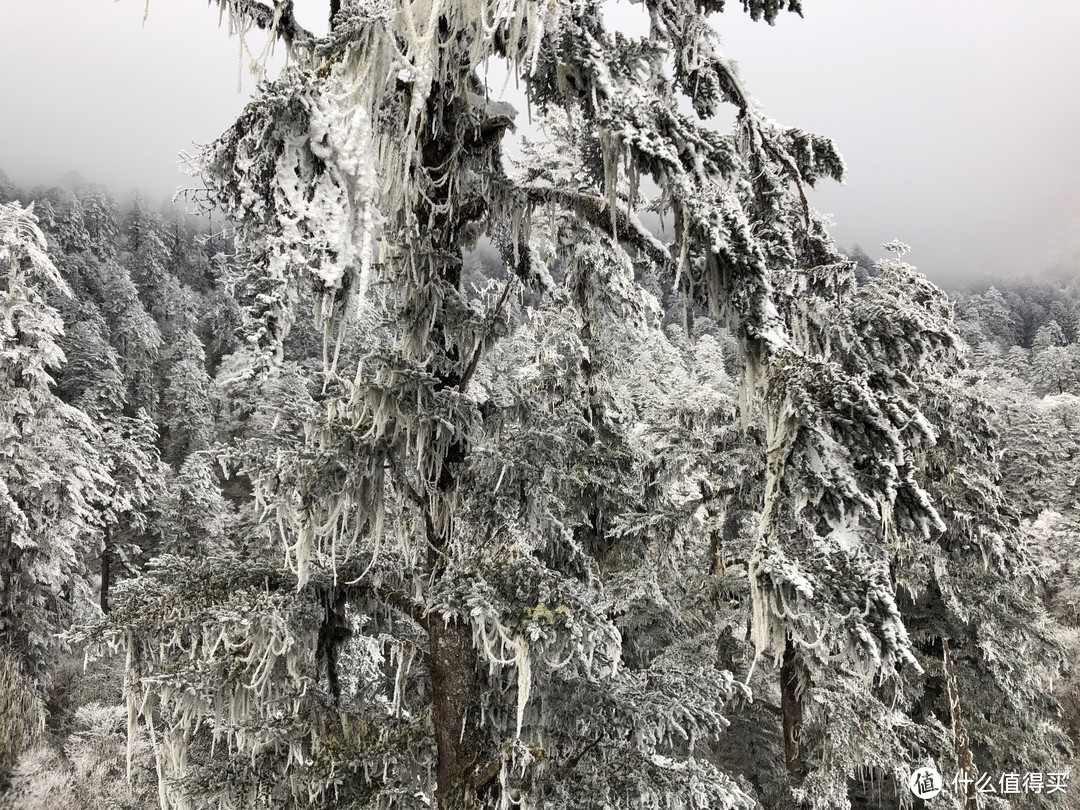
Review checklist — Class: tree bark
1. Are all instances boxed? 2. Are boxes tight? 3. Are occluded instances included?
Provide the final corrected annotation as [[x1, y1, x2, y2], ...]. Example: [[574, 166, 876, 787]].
[[395, 42, 515, 804], [429, 617, 486, 808], [418, 74, 487, 805], [780, 637, 807, 782], [943, 638, 980, 810], [423, 422, 488, 809], [100, 526, 112, 614]]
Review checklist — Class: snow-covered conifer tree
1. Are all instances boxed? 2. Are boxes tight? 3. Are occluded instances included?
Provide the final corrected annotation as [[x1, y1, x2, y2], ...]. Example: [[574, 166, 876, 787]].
[[1032, 343, 1080, 395], [94, 261, 163, 415], [125, 197, 188, 330], [162, 329, 214, 467], [78, 187, 122, 261], [55, 302, 126, 414], [770, 249, 1070, 807], [0, 202, 111, 686], [91, 2, 1068, 809], [161, 452, 229, 558], [97, 410, 168, 614], [1032, 319, 1067, 354]]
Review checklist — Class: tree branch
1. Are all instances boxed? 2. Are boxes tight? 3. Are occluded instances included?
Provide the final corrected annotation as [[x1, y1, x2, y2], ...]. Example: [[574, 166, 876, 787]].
[[458, 276, 515, 394], [471, 755, 503, 793], [519, 185, 674, 272], [555, 734, 603, 779], [761, 138, 811, 232], [208, 0, 316, 55], [368, 580, 429, 629]]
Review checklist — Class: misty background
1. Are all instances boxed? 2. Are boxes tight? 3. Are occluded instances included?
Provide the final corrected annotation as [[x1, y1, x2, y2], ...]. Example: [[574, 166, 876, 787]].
[[2, 0, 1079, 282]]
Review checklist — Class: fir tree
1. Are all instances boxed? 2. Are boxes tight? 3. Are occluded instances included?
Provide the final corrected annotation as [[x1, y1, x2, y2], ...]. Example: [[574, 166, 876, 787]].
[[124, 195, 175, 322], [1032, 344, 1080, 395], [97, 410, 167, 614], [77, 187, 121, 261], [93, 260, 163, 416], [0, 202, 111, 694], [55, 301, 126, 414], [1032, 319, 1066, 354], [87, 3, 1071, 809], [162, 330, 214, 468], [161, 452, 228, 558]]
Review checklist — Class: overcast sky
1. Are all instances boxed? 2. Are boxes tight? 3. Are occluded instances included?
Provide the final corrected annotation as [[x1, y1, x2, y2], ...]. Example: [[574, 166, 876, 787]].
[[2, 1, 1079, 281]]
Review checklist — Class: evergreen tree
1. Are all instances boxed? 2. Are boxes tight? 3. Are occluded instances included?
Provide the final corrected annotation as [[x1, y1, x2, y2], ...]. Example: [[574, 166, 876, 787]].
[[97, 410, 167, 614], [124, 195, 173, 317], [957, 286, 1016, 348], [86, 3, 1072, 810], [845, 244, 877, 284], [1032, 319, 1066, 354], [36, 188, 93, 257], [198, 286, 243, 374], [1032, 344, 1080, 395], [161, 452, 228, 558], [153, 275, 200, 342], [847, 255, 1067, 808], [0, 202, 111, 689], [77, 187, 121, 261], [55, 301, 125, 414], [93, 260, 162, 415], [162, 330, 214, 467]]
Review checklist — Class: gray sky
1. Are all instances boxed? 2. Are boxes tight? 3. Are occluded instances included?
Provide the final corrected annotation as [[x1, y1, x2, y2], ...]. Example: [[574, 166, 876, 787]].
[[2, 1, 1079, 281]]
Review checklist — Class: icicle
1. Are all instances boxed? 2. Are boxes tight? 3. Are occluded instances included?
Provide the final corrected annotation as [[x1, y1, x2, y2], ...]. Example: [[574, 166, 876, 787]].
[[602, 131, 619, 238], [125, 677, 136, 779], [235, 27, 243, 94], [393, 644, 415, 720], [514, 636, 531, 738], [146, 710, 169, 810]]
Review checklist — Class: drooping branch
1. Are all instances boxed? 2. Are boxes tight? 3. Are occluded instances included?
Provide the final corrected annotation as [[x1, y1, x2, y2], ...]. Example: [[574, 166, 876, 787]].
[[206, 0, 316, 55], [760, 135, 812, 231], [369, 579, 429, 629], [554, 734, 604, 779], [518, 185, 674, 273]]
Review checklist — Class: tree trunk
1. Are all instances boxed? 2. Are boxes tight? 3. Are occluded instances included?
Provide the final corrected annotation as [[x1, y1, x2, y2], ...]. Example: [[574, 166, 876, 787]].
[[423, 423, 489, 808], [429, 617, 486, 809], [780, 637, 807, 782], [100, 526, 112, 614], [943, 638, 979, 810], [407, 52, 513, 806]]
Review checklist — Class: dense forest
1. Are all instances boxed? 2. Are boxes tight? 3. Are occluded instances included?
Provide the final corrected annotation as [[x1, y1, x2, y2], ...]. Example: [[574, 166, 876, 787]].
[[1, 1, 1079, 809]]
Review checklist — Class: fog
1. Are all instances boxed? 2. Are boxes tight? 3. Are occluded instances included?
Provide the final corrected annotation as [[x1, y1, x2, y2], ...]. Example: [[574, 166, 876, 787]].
[[2, 0, 1079, 281]]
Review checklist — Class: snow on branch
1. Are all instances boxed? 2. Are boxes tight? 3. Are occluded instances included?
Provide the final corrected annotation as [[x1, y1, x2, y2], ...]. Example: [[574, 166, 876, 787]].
[[205, 0, 316, 57]]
